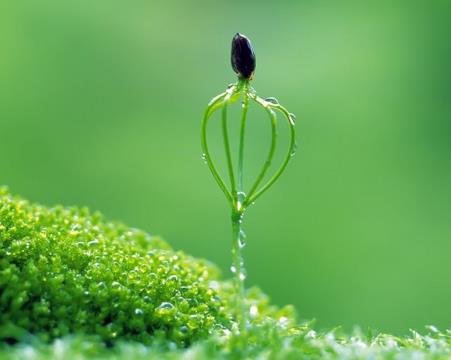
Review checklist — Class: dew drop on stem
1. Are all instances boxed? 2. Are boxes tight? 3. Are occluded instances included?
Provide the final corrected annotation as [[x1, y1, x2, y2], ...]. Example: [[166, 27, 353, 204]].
[[265, 97, 279, 105], [290, 143, 298, 158], [236, 191, 246, 211], [238, 229, 246, 249]]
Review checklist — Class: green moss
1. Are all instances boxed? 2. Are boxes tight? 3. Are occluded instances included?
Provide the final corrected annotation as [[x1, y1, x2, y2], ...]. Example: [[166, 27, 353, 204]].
[[0, 187, 229, 345], [0, 188, 450, 359]]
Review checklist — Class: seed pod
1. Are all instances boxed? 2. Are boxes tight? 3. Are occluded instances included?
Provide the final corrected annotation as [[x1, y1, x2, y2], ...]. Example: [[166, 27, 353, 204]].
[[231, 33, 256, 80]]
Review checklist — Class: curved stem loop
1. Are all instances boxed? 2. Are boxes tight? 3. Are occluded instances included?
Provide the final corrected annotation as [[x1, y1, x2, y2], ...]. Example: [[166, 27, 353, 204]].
[[245, 100, 278, 204], [244, 97, 296, 206], [201, 91, 232, 203]]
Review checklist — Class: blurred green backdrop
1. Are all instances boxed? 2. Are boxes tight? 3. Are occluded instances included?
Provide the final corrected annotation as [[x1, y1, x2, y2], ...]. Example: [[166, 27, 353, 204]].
[[1, 0, 450, 334]]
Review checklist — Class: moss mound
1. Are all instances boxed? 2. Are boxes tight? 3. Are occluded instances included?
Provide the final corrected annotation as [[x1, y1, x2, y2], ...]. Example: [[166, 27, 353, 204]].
[[0, 188, 449, 359], [0, 188, 230, 345]]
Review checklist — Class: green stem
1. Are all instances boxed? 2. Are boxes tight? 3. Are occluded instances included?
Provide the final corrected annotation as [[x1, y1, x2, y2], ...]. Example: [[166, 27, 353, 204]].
[[231, 208, 246, 333], [201, 92, 233, 203], [201, 84, 296, 342], [237, 82, 249, 196], [222, 96, 237, 198]]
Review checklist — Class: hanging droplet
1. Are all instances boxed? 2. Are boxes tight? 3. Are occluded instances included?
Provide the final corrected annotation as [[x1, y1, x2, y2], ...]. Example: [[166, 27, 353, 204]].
[[290, 142, 298, 157], [201, 153, 207, 164], [239, 272, 246, 281], [236, 191, 246, 211], [288, 113, 296, 125], [265, 97, 279, 105], [230, 265, 237, 273], [238, 229, 246, 249]]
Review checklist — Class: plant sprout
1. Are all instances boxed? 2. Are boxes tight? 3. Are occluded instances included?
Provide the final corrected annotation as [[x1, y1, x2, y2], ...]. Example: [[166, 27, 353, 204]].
[[201, 33, 296, 333]]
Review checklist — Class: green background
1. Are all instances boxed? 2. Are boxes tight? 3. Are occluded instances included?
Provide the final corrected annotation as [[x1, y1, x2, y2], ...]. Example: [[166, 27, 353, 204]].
[[1, 0, 450, 334]]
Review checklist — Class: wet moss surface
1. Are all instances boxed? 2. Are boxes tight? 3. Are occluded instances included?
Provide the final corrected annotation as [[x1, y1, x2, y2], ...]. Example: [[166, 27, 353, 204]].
[[0, 188, 229, 345], [0, 188, 449, 359]]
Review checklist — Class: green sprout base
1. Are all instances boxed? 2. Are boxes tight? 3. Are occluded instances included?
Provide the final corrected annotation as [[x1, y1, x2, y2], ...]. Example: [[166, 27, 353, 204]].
[[201, 79, 296, 334]]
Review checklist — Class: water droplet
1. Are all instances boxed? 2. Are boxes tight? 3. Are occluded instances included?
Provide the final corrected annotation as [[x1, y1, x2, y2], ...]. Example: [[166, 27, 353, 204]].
[[265, 97, 279, 105], [290, 143, 298, 157], [88, 239, 99, 247], [236, 191, 246, 211], [209, 281, 219, 290], [134, 308, 144, 315], [158, 302, 174, 310], [230, 265, 237, 273], [111, 281, 121, 288], [239, 272, 246, 281], [249, 304, 258, 317], [179, 325, 189, 334], [238, 229, 246, 249], [167, 275, 178, 282], [227, 83, 235, 89], [201, 153, 207, 164], [289, 113, 296, 125], [279, 316, 289, 328]]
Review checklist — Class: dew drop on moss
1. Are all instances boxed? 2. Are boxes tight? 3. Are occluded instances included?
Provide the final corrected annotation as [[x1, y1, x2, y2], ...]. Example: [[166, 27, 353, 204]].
[[249, 304, 258, 318], [111, 281, 121, 288], [158, 302, 174, 310], [134, 308, 144, 315], [88, 240, 99, 247]]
